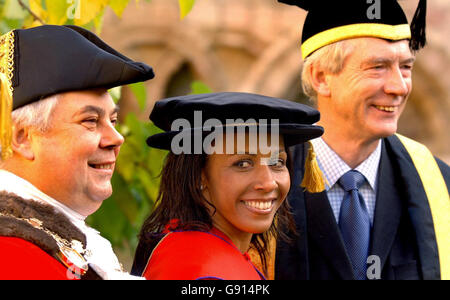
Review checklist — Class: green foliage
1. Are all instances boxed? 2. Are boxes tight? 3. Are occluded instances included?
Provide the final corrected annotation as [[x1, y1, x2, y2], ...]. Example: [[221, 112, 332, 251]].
[[0, 0, 197, 34], [190, 80, 213, 94], [129, 82, 147, 111], [178, 0, 195, 19], [0, 0, 28, 33], [0, 0, 139, 34]]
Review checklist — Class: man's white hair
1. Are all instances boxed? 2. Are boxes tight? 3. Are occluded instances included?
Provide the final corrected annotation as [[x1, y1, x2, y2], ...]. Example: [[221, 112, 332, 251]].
[[12, 94, 59, 133], [0, 95, 58, 166], [301, 39, 355, 104]]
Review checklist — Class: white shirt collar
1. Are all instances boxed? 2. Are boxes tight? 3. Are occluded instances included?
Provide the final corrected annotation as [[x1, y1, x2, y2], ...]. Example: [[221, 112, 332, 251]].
[[310, 138, 382, 191], [0, 170, 86, 223]]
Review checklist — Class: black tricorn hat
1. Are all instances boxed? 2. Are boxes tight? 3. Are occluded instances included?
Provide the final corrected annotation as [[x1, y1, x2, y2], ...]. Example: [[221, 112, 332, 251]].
[[2, 25, 155, 110], [278, 0, 427, 59], [147, 92, 323, 150], [0, 25, 155, 159]]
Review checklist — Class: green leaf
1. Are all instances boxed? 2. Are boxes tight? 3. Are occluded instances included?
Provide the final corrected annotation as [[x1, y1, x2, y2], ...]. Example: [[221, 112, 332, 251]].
[[3, 0, 28, 19], [93, 7, 105, 34], [115, 145, 135, 181], [109, 0, 130, 17], [135, 167, 158, 202], [109, 86, 122, 104], [124, 113, 145, 142], [115, 113, 148, 181], [73, 0, 108, 26], [129, 82, 147, 111], [29, 0, 48, 24], [111, 174, 139, 223], [178, 0, 195, 20], [190, 80, 213, 94], [45, 0, 68, 25], [86, 191, 128, 245], [0, 18, 23, 34]]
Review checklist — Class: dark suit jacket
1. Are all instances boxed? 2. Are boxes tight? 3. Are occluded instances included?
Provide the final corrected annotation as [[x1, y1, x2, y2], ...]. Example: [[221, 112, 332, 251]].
[[276, 135, 450, 280]]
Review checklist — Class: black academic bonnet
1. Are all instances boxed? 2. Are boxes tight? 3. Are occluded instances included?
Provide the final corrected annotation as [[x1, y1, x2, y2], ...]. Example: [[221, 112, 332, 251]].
[[146, 92, 324, 150], [278, 0, 427, 59], [7, 25, 155, 110]]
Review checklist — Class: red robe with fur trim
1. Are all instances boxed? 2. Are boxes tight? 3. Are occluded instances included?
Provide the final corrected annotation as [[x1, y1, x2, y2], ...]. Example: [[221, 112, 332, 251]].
[[0, 191, 101, 280], [142, 228, 265, 280], [0, 237, 69, 280]]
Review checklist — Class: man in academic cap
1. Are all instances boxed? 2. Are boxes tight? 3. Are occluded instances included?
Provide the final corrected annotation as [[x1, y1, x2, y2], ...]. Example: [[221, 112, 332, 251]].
[[274, 0, 450, 280], [0, 25, 154, 279]]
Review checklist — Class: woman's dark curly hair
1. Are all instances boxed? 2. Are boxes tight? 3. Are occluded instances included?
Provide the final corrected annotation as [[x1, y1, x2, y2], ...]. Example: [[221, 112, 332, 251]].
[[138, 148, 297, 277]]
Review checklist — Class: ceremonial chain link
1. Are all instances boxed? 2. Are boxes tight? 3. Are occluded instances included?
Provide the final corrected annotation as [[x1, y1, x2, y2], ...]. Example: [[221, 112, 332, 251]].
[[0, 211, 85, 255]]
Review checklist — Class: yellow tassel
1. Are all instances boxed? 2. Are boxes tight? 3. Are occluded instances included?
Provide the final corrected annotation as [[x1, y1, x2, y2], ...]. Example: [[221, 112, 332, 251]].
[[300, 141, 327, 193], [0, 72, 13, 161]]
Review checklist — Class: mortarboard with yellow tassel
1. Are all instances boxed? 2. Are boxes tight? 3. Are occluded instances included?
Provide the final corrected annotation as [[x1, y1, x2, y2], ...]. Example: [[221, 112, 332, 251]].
[[278, 0, 427, 59]]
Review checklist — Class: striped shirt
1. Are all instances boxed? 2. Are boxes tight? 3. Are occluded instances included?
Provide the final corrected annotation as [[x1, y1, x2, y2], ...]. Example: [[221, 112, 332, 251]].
[[310, 138, 382, 225]]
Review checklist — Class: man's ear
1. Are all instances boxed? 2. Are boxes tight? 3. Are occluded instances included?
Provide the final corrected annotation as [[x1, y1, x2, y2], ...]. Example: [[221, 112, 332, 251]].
[[309, 63, 331, 97], [11, 125, 35, 161]]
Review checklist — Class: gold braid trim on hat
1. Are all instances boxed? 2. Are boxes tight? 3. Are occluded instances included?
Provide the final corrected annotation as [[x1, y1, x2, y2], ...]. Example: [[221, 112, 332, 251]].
[[0, 30, 15, 161]]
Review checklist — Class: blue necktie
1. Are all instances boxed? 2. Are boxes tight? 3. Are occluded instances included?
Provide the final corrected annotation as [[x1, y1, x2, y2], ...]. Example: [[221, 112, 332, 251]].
[[338, 170, 371, 280]]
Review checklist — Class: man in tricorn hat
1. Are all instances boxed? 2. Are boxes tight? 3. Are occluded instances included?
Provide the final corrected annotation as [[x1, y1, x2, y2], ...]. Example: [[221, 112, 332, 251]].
[[274, 0, 450, 280], [0, 25, 154, 279]]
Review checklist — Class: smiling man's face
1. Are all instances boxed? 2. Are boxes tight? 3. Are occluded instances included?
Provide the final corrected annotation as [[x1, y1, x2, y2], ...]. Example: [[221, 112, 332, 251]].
[[30, 89, 124, 216], [324, 38, 414, 142]]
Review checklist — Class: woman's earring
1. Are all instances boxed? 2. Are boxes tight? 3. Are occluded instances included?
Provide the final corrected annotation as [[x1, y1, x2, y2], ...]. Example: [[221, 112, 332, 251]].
[[200, 184, 204, 190]]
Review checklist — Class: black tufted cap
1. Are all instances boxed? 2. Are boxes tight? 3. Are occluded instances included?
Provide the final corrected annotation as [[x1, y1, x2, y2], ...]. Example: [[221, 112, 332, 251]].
[[147, 92, 323, 151]]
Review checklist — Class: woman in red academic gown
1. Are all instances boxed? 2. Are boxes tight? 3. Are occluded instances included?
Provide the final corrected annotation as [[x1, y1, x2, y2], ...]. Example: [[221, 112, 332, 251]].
[[131, 92, 324, 280]]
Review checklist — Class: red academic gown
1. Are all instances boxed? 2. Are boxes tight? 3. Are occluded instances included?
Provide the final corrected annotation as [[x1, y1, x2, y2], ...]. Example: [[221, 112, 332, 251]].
[[0, 237, 71, 280], [142, 228, 265, 280]]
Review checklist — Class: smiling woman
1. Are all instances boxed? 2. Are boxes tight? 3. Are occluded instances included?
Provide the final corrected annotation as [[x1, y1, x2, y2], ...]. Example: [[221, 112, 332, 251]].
[[202, 132, 290, 243], [131, 92, 324, 280]]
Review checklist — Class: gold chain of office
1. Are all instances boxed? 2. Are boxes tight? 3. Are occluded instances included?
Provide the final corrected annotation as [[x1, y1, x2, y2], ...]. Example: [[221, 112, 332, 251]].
[[0, 211, 86, 255]]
